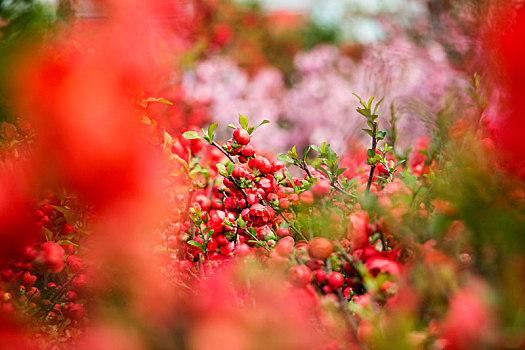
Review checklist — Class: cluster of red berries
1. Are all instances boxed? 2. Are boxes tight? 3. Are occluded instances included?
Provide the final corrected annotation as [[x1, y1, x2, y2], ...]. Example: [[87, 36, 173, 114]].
[[0, 196, 87, 339], [162, 123, 403, 308]]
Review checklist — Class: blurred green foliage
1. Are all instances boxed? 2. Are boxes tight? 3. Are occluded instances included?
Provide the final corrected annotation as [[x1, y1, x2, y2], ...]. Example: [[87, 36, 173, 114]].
[[0, 0, 56, 122]]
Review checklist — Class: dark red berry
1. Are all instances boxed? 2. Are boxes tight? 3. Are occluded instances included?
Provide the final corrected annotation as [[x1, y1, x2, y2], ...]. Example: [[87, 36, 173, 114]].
[[233, 128, 250, 145]]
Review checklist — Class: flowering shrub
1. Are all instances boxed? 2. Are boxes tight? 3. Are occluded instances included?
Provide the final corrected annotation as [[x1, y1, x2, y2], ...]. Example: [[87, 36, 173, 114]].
[[0, 0, 524, 349]]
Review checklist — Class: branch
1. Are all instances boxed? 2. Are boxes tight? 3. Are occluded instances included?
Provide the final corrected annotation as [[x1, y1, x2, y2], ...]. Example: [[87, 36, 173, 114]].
[[366, 122, 378, 194]]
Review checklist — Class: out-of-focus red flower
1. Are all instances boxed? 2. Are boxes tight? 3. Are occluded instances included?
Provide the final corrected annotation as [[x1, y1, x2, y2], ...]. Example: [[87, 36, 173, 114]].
[[0, 171, 37, 268], [365, 255, 401, 276], [347, 210, 370, 249], [15, 42, 162, 208], [440, 283, 494, 349], [485, 4, 525, 169], [0, 316, 34, 350], [267, 10, 303, 30], [212, 23, 234, 47], [36, 242, 65, 273]]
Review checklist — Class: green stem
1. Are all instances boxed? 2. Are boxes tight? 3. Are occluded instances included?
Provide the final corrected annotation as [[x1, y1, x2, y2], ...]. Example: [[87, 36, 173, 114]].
[[366, 122, 378, 194]]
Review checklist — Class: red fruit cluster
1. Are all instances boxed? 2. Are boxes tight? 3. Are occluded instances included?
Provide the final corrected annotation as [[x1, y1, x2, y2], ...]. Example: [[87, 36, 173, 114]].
[[0, 194, 88, 342], [162, 122, 404, 311]]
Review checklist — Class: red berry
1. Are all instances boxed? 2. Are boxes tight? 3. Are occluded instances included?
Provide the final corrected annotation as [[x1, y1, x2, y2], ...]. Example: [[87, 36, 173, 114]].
[[288, 193, 299, 206], [267, 193, 278, 202], [63, 302, 85, 320], [308, 237, 333, 260], [252, 156, 272, 173], [215, 234, 229, 247], [279, 198, 290, 209], [322, 285, 333, 294], [241, 144, 255, 157], [272, 160, 285, 172], [276, 227, 290, 237], [206, 238, 217, 252], [194, 194, 211, 211], [40, 204, 54, 217], [288, 265, 312, 288], [232, 165, 246, 178], [327, 272, 344, 290], [224, 196, 238, 211], [21, 272, 36, 287], [236, 244, 250, 257], [312, 179, 331, 197], [300, 191, 314, 206], [65, 290, 78, 302], [314, 269, 326, 283], [275, 236, 294, 257], [233, 128, 250, 145], [178, 259, 193, 272]]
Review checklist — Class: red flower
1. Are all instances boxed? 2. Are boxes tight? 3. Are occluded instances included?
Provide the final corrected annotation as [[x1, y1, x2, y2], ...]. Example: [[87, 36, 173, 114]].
[[441, 284, 494, 349], [38, 242, 65, 273], [347, 210, 370, 249], [243, 204, 275, 227], [66, 255, 84, 273], [63, 302, 85, 320], [365, 256, 400, 276]]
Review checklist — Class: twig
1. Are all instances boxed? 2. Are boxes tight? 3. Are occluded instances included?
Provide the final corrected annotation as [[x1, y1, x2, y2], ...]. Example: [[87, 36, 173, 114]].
[[211, 140, 236, 164], [42, 272, 80, 321], [209, 140, 247, 199], [326, 258, 360, 342], [366, 122, 378, 194], [278, 211, 307, 241]]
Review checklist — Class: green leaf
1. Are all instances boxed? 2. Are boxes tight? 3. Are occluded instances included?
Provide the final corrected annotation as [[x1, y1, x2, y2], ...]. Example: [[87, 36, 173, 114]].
[[373, 97, 385, 115], [352, 93, 363, 103], [311, 145, 321, 154], [50, 205, 76, 224], [143, 97, 174, 106], [277, 154, 294, 163], [56, 240, 79, 247], [216, 163, 227, 176], [227, 162, 234, 176], [256, 119, 270, 128], [291, 146, 298, 158], [182, 131, 201, 140], [228, 123, 237, 130], [362, 129, 373, 137], [239, 114, 249, 129], [205, 228, 214, 240], [347, 178, 358, 188], [208, 123, 218, 138], [284, 171, 298, 191], [357, 109, 369, 118], [238, 216, 246, 228], [43, 227, 54, 241], [303, 145, 311, 162], [201, 128, 209, 140], [367, 96, 375, 108], [317, 166, 330, 179], [336, 167, 347, 176], [248, 119, 270, 135], [284, 171, 294, 184], [187, 241, 205, 253]]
